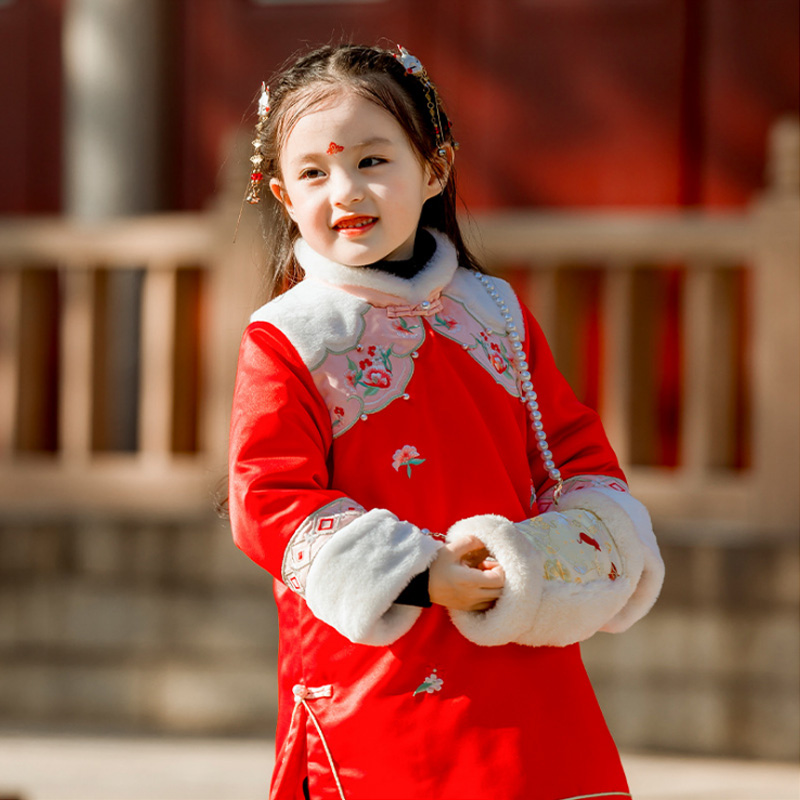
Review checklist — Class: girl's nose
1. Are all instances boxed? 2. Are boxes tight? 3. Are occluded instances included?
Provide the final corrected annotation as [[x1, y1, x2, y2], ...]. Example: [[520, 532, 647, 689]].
[[330, 169, 365, 206]]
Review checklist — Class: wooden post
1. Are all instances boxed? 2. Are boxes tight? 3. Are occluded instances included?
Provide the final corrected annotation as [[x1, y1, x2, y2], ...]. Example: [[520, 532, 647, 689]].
[[601, 263, 633, 465], [139, 265, 176, 460], [59, 266, 94, 462], [750, 117, 800, 534], [0, 269, 21, 457], [681, 261, 715, 481]]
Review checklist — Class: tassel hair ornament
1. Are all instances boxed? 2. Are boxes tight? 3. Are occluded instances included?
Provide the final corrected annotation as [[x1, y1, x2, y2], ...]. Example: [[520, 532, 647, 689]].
[[394, 44, 457, 156], [246, 82, 270, 204]]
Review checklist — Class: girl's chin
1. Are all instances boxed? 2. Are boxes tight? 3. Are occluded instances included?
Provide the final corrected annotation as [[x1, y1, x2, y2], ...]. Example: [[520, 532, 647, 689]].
[[329, 242, 395, 267], [306, 233, 414, 267]]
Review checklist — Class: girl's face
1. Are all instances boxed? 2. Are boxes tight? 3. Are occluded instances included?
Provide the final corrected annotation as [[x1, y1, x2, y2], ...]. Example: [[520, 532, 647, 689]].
[[270, 90, 445, 266]]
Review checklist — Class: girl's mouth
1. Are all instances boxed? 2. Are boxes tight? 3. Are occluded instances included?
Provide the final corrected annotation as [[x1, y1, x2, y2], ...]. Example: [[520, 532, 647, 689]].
[[333, 216, 377, 235]]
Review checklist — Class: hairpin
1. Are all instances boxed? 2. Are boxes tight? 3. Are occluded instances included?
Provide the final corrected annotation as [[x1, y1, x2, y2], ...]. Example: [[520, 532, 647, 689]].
[[394, 45, 450, 155], [245, 82, 270, 204]]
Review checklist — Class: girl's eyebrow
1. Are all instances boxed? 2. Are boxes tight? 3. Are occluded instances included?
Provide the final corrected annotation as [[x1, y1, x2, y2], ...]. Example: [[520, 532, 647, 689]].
[[353, 137, 394, 148]]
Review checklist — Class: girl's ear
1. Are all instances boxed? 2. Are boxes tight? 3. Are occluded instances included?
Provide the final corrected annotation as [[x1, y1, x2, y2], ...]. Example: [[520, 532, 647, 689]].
[[425, 143, 455, 199], [270, 178, 297, 221]]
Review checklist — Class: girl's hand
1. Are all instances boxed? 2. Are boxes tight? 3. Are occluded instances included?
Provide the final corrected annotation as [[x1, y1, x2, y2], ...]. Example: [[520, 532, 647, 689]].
[[429, 534, 505, 611]]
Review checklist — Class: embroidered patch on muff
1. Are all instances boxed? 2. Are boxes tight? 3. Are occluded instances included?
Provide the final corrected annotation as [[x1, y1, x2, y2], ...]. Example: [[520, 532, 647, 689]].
[[515, 509, 624, 585]]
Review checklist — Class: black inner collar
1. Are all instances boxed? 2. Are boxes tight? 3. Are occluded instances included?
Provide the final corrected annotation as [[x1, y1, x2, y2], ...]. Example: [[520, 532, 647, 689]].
[[363, 229, 437, 280]]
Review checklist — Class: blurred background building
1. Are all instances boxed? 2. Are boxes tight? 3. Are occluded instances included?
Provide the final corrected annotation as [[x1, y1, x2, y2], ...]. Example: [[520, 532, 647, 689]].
[[0, 0, 798, 767]]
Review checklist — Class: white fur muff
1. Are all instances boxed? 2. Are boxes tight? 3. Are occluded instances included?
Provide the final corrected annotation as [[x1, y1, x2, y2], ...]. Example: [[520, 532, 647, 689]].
[[446, 489, 664, 647]]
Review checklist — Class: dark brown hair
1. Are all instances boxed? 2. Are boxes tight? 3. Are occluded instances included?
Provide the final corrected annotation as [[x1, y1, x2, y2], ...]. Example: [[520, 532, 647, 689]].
[[255, 43, 485, 297]]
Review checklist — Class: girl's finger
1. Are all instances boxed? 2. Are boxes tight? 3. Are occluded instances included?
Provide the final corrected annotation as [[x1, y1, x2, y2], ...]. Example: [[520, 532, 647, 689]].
[[469, 565, 505, 589]]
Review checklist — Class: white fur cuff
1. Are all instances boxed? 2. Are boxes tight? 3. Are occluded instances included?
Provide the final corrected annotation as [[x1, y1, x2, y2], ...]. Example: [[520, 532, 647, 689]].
[[446, 514, 546, 646], [305, 509, 441, 646], [558, 487, 665, 633]]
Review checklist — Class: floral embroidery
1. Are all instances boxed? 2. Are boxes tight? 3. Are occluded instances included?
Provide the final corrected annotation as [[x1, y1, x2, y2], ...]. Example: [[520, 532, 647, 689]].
[[430, 294, 521, 397], [413, 668, 443, 696], [310, 306, 423, 437], [432, 312, 460, 332], [392, 445, 426, 477], [473, 331, 513, 377], [311, 285, 525, 438], [391, 317, 422, 338], [346, 345, 394, 395]]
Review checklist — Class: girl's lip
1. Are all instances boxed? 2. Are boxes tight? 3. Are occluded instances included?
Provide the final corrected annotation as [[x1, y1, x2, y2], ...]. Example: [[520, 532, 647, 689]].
[[332, 216, 377, 235]]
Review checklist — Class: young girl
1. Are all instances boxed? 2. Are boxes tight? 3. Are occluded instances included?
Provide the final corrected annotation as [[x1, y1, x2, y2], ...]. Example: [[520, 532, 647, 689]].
[[228, 43, 664, 800]]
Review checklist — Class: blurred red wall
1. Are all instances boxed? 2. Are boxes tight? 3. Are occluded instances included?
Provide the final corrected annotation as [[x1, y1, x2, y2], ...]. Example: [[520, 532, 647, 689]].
[[1, 0, 797, 214]]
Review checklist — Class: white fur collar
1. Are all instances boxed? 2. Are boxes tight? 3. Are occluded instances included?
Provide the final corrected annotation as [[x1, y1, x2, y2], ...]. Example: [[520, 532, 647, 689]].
[[293, 229, 459, 305]]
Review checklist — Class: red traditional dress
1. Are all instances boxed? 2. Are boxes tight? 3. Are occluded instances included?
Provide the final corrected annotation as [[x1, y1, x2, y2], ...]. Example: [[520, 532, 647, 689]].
[[229, 230, 664, 800]]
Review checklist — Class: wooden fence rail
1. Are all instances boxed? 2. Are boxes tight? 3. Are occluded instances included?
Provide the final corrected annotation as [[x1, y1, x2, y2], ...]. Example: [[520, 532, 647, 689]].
[[0, 119, 797, 535]]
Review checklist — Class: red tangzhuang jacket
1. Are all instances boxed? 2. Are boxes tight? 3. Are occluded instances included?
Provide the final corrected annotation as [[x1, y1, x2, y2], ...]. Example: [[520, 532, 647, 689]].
[[229, 231, 664, 800]]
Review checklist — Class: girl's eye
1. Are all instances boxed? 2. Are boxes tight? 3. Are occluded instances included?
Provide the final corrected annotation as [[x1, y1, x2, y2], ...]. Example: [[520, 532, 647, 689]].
[[359, 157, 386, 169], [299, 168, 325, 180]]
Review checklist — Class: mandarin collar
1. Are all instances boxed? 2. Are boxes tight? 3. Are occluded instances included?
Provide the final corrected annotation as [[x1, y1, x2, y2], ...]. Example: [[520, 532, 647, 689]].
[[293, 228, 459, 306]]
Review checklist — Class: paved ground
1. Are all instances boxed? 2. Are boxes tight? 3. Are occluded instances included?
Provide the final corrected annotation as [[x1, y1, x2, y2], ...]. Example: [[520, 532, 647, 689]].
[[0, 733, 797, 800]]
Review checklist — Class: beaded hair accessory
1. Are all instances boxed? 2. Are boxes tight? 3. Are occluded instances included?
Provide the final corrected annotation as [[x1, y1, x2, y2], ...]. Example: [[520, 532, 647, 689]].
[[394, 45, 453, 156], [246, 82, 270, 204]]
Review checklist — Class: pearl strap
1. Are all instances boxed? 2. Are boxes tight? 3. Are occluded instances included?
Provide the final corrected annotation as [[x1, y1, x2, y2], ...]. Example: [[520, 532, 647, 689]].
[[473, 272, 564, 504]]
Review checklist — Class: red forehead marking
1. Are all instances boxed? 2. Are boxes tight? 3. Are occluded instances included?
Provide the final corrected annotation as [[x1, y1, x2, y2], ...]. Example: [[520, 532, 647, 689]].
[[327, 142, 345, 155]]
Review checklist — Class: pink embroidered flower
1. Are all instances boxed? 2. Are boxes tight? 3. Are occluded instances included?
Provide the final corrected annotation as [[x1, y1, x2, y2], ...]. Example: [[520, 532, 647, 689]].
[[345, 370, 358, 388], [362, 367, 391, 388], [489, 352, 508, 374], [392, 445, 426, 477], [391, 318, 419, 338], [433, 313, 459, 332]]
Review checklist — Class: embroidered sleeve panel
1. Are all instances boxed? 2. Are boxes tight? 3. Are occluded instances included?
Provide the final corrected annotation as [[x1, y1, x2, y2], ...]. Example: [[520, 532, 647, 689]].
[[282, 497, 367, 597], [514, 509, 625, 585], [537, 474, 630, 513]]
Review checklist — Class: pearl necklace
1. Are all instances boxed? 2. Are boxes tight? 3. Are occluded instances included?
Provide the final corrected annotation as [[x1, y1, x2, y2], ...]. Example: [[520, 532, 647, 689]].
[[473, 271, 564, 504]]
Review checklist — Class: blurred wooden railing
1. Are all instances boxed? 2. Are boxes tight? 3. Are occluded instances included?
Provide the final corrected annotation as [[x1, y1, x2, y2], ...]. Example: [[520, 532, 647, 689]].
[[0, 119, 797, 534], [474, 118, 799, 535], [0, 200, 261, 517]]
